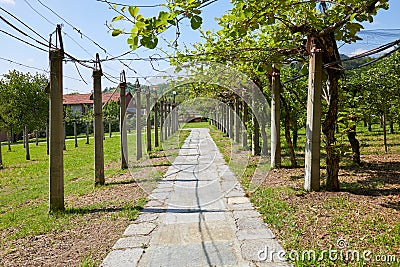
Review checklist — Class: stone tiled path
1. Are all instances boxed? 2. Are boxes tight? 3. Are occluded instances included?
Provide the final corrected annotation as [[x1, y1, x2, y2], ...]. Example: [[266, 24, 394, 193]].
[[102, 128, 291, 267]]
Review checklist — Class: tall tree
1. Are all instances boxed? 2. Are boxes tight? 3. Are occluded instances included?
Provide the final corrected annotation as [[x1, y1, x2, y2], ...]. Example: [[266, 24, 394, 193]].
[[108, 0, 389, 191]]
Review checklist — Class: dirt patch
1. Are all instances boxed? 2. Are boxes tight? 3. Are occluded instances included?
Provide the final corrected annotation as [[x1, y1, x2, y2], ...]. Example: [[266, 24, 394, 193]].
[[252, 153, 400, 260]]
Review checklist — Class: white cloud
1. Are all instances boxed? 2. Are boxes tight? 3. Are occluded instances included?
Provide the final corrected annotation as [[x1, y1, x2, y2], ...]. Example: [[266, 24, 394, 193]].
[[349, 48, 368, 57], [0, 0, 15, 5]]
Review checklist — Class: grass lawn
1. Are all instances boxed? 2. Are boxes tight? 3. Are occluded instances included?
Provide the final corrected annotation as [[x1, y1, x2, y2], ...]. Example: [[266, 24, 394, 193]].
[[0, 128, 190, 266], [207, 122, 400, 267]]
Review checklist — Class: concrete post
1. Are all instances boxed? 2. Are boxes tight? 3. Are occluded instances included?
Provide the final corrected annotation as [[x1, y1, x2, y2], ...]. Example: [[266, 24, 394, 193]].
[[167, 102, 171, 137], [160, 100, 164, 142], [304, 45, 323, 192], [164, 101, 168, 139], [154, 101, 159, 147], [271, 67, 281, 168], [93, 68, 105, 186], [119, 75, 128, 169], [49, 47, 64, 212], [136, 87, 142, 160], [242, 97, 248, 149], [252, 96, 261, 156], [234, 96, 240, 143], [146, 89, 151, 152]]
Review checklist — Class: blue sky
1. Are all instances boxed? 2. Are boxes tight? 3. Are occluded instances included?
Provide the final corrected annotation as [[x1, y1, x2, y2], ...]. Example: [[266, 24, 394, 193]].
[[0, 0, 399, 93]]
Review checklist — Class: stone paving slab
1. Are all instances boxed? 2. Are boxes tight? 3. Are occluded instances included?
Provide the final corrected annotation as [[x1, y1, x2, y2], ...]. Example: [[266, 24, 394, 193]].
[[102, 128, 289, 267]]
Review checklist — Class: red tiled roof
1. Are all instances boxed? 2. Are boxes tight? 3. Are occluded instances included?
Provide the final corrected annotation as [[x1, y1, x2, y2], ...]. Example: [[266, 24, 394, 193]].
[[63, 92, 131, 105], [63, 93, 92, 105]]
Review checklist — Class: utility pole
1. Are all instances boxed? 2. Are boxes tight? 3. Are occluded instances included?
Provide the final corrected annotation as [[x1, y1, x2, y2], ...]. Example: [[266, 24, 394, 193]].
[[49, 24, 64, 212], [271, 66, 281, 168], [135, 79, 142, 160], [146, 87, 151, 152], [93, 54, 105, 186], [119, 71, 128, 169], [304, 43, 323, 192]]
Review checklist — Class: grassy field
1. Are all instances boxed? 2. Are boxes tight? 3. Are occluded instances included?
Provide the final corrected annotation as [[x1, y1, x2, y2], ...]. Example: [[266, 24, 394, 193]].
[[0, 129, 190, 266], [205, 121, 400, 267]]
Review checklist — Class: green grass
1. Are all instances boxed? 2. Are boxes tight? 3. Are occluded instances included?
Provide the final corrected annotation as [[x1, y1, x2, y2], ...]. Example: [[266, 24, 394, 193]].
[[205, 120, 400, 267], [0, 127, 189, 244]]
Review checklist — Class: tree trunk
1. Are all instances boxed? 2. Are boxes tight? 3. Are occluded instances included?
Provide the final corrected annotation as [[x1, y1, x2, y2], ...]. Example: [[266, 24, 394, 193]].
[[35, 130, 39, 146], [86, 121, 90, 144], [63, 121, 66, 150], [74, 121, 78, 148], [368, 123, 372, 132], [25, 125, 30, 160], [7, 131, 11, 151], [46, 122, 49, 155], [347, 125, 361, 165], [282, 98, 297, 167], [383, 111, 388, 153], [319, 33, 341, 191], [292, 119, 298, 149], [260, 109, 269, 157], [109, 121, 112, 138], [23, 127, 26, 148], [389, 121, 394, 134], [0, 140, 3, 169]]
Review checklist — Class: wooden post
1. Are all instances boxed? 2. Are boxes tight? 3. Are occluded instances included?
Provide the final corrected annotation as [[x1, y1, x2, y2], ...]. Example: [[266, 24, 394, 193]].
[[49, 29, 64, 211], [74, 121, 78, 148], [120, 71, 128, 169], [146, 89, 151, 152], [304, 45, 323, 192], [136, 83, 142, 160], [160, 100, 164, 142], [109, 121, 112, 138], [154, 101, 159, 147], [93, 54, 105, 186], [271, 67, 281, 168]]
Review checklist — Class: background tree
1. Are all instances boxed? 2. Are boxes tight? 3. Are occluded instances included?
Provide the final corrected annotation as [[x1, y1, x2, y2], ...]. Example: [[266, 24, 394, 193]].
[[0, 70, 48, 160], [103, 100, 120, 138]]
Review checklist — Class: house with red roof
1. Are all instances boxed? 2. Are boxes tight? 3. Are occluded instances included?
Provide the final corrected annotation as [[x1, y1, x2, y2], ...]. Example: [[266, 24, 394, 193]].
[[63, 92, 133, 116]]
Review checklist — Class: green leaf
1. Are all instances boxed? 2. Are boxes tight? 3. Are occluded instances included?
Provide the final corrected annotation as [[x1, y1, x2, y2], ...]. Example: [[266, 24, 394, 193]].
[[350, 13, 358, 22], [135, 21, 146, 30], [112, 15, 124, 22], [190, 15, 202, 30], [112, 29, 122, 37], [129, 6, 139, 18], [140, 35, 158, 49]]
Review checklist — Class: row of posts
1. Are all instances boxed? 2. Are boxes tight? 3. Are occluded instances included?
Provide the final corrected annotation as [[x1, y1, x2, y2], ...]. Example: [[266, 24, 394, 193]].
[[48, 25, 180, 212]]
